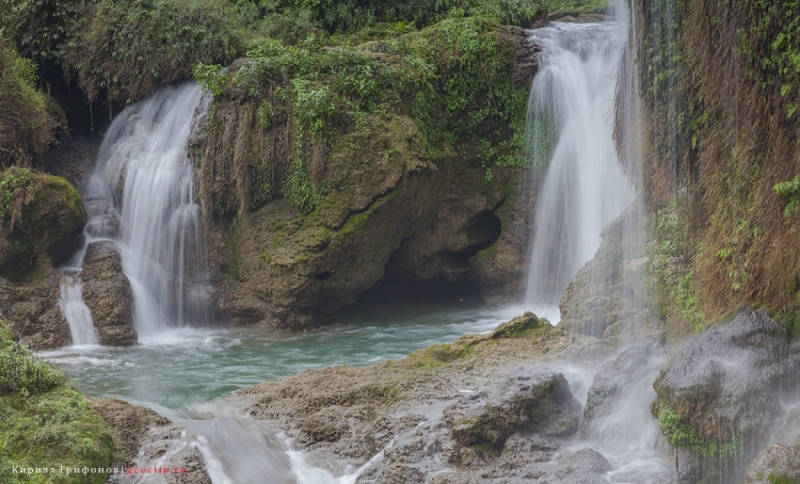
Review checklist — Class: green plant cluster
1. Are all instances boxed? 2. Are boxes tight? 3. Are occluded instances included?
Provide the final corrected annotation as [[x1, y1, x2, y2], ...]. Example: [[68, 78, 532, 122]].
[[3, 0, 249, 106], [545, 0, 608, 18], [0, 166, 32, 220], [773, 175, 800, 217], [0, 41, 58, 166], [197, 13, 532, 214], [249, 0, 545, 35], [657, 408, 743, 459], [648, 204, 705, 330], [0, 323, 114, 484], [738, 0, 800, 118]]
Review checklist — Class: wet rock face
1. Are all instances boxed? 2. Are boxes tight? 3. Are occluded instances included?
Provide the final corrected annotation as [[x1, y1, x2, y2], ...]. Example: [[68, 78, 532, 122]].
[[443, 368, 581, 453], [82, 241, 136, 346], [0, 267, 71, 349], [559, 203, 648, 339], [582, 344, 655, 434], [651, 309, 800, 460], [744, 437, 800, 484]]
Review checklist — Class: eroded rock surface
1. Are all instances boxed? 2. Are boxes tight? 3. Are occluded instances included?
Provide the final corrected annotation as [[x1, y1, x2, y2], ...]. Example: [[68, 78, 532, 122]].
[[0, 267, 71, 349], [82, 241, 136, 346]]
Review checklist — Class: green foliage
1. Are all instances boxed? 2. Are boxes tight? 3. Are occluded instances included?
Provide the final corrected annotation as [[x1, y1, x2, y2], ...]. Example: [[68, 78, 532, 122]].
[[658, 408, 743, 459], [282, 159, 320, 215], [252, 0, 545, 34], [66, 0, 248, 105], [544, 0, 608, 17], [0, 166, 32, 220], [648, 205, 705, 330], [0, 321, 114, 483], [773, 175, 800, 217], [0, 326, 63, 396], [193, 63, 226, 96], [256, 99, 274, 127], [0, 42, 58, 166]]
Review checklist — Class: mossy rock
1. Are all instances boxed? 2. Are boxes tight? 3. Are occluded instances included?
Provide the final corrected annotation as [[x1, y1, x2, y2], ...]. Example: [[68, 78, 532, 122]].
[[0, 321, 114, 483], [0, 167, 86, 281]]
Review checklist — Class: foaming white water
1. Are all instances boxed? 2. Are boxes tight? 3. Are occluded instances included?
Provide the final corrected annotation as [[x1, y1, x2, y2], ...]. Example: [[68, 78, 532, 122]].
[[85, 83, 211, 336], [58, 273, 98, 345], [524, 21, 636, 312]]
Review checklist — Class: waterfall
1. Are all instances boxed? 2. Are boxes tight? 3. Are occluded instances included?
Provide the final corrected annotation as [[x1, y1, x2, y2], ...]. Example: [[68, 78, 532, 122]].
[[523, 19, 637, 318], [58, 273, 98, 346], [82, 83, 211, 337]]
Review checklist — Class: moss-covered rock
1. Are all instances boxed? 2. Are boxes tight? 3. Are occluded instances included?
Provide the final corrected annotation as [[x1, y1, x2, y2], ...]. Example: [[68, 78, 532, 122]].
[[0, 167, 86, 281], [744, 437, 800, 484], [198, 19, 540, 329], [0, 321, 114, 483]]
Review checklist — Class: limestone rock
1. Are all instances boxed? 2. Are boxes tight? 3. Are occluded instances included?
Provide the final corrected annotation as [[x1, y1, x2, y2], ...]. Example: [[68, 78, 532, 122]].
[[651, 309, 800, 466], [0, 266, 71, 349], [443, 368, 581, 452], [82, 241, 136, 346]]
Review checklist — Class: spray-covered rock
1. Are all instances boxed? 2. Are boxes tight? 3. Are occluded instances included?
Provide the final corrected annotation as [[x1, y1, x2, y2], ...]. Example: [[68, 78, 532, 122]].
[[744, 437, 800, 484], [651, 309, 800, 480]]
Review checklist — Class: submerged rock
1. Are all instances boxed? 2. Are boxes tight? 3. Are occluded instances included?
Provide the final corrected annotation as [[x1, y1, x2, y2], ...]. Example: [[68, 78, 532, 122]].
[[443, 368, 581, 454], [651, 309, 800, 477], [82, 241, 136, 346]]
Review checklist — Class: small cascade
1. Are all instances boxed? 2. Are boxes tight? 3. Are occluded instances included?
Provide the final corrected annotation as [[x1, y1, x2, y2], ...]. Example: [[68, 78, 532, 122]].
[[83, 83, 211, 337], [523, 20, 637, 318], [58, 273, 98, 346]]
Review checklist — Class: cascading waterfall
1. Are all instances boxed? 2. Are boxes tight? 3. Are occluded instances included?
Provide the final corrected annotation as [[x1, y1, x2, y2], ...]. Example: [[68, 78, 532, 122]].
[[523, 19, 637, 318], [82, 83, 211, 337]]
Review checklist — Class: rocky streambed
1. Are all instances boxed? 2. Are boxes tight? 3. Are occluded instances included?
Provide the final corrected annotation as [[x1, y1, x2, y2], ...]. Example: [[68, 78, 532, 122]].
[[81, 309, 800, 484]]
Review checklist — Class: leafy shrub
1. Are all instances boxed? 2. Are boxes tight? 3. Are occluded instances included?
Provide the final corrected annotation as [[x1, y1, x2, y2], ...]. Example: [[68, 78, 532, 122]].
[[63, 0, 249, 105]]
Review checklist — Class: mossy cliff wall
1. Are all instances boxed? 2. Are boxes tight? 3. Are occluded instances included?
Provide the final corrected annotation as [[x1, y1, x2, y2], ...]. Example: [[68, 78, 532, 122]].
[[630, 0, 800, 330], [193, 18, 542, 329]]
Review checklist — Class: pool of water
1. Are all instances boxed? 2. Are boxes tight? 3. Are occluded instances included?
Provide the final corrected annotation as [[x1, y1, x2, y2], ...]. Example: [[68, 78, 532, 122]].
[[41, 300, 527, 417]]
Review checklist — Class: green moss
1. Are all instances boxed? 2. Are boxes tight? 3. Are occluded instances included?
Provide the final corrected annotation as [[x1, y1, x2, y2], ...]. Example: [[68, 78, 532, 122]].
[[407, 343, 474, 369], [0, 321, 113, 483], [470, 244, 497, 268], [768, 473, 800, 484]]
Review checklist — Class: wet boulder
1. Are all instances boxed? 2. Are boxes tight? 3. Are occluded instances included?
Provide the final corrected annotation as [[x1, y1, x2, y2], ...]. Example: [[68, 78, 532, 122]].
[[443, 368, 581, 454], [553, 448, 612, 483], [582, 344, 658, 435], [744, 437, 800, 484], [82, 241, 136, 346], [651, 309, 800, 464]]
